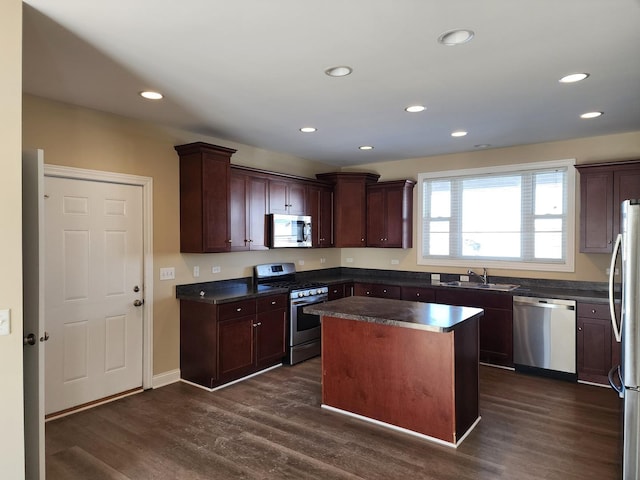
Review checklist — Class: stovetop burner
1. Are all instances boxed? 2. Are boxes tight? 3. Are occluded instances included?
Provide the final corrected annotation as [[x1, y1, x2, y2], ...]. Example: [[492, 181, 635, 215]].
[[254, 262, 328, 298]]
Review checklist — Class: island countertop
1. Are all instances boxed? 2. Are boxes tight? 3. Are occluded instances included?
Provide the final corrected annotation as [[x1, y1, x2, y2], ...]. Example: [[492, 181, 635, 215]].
[[304, 296, 483, 333]]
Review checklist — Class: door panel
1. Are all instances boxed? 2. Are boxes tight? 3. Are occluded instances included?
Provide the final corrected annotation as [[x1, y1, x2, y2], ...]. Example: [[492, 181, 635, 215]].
[[44, 177, 144, 415]]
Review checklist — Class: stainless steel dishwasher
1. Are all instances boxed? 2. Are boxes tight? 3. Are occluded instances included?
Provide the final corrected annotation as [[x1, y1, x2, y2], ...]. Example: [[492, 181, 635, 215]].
[[513, 296, 577, 377]]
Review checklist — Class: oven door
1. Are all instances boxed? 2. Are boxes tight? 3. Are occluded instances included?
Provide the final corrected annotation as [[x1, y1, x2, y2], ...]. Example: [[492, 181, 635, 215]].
[[290, 296, 326, 346]]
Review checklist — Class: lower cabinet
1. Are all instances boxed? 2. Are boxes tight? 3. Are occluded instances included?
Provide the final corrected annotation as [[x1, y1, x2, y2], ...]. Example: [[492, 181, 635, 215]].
[[577, 302, 620, 385], [328, 282, 353, 300], [401, 286, 436, 303], [354, 282, 401, 299], [180, 293, 287, 389], [435, 289, 513, 367]]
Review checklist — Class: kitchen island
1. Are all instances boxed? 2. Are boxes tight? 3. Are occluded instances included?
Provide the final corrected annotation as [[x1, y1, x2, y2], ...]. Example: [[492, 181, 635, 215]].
[[305, 296, 483, 447]]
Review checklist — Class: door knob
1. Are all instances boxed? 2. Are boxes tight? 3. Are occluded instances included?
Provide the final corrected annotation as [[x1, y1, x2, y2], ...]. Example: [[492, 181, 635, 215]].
[[133, 285, 140, 292], [23, 333, 36, 346], [133, 299, 144, 307]]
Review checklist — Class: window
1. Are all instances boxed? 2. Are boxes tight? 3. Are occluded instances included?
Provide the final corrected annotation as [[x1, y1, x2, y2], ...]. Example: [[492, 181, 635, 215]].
[[418, 159, 575, 272]]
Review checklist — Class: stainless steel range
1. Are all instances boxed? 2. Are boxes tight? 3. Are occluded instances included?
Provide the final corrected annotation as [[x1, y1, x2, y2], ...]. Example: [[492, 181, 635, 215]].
[[254, 263, 328, 365]]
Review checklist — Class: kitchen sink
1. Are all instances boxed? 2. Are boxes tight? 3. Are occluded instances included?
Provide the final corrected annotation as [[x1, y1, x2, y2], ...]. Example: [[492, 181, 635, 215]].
[[439, 281, 520, 292]]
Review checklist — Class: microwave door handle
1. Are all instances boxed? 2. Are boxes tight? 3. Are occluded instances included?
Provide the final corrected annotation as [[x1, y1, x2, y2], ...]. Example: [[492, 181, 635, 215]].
[[609, 233, 622, 343]]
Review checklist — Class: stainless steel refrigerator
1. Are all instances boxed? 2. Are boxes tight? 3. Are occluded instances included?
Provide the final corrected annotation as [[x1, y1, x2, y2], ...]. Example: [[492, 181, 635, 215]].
[[609, 199, 640, 479]]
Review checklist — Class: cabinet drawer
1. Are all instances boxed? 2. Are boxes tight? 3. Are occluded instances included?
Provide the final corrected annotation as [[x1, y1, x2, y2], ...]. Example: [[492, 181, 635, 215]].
[[257, 294, 288, 312], [219, 299, 257, 320], [577, 302, 610, 319]]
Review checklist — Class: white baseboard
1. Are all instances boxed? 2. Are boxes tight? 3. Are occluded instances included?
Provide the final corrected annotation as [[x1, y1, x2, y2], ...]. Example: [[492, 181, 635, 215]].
[[152, 369, 181, 389]]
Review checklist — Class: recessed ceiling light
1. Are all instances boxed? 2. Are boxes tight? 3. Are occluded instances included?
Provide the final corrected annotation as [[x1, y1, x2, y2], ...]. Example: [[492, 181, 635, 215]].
[[451, 130, 468, 137], [405, 105, 426, 113], [580, 111, 603, 119], [474, 144, 491, 149], [359, 145, 374, 151], [139, 91, 163, 100], [438, 29, 474, 46], [299, 127, 317, 133], [559, 73, 589, 84], [324, 66, 353, 77]]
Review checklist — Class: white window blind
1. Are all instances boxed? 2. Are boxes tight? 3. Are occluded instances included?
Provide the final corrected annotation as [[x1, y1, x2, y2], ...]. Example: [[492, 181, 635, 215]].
[[418, 159, 575, 272]]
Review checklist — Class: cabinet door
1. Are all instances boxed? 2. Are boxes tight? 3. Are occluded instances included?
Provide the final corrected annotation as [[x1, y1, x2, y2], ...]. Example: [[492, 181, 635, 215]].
[[367, 188, 386, 247], [478, 308, 513, 367], [319, 186, 333, 247], [577, 316, 612, 384], [384, 187, 405, 247], [247, 175, 268, 250], [614, 169, 640, 237], [334, 179, 368, 247], [579, 171, 614, 253], [229, 172, 249, 251], [256, 309, 287, 368], [218, 317, 255, 380], [328, 283, 345, 300], [269, 180, 306, 215], [354, 283, 401, 299], [401, 286, 436, 303]]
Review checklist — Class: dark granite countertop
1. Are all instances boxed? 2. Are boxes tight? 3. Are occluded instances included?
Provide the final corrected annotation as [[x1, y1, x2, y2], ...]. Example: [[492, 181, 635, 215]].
[[304, 296, 483, 333], [175, 278, 288, 304], [176, 267, 613, 305]]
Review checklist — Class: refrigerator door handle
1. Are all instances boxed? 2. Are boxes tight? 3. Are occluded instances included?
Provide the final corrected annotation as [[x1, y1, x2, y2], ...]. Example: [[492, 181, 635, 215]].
[[609, 365, 624, 398], [609, 233, 622, 343]]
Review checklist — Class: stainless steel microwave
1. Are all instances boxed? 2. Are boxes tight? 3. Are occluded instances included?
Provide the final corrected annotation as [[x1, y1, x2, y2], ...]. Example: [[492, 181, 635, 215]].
[[268, 214, 312, 248]]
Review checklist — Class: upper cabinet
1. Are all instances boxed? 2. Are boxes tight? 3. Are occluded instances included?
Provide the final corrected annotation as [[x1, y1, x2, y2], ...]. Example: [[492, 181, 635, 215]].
[[175, 142, 236, 253], [229, 169, 269, 251], [316, 172, 380, 247], [268, 179, 306, 215], [576, 160, 640, 253], [307, 183, 334, 248], [366, 180, 415, 248]]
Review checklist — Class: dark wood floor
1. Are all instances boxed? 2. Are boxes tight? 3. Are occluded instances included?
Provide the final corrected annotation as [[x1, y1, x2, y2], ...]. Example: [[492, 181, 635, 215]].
[[45, 359, 622, 479]]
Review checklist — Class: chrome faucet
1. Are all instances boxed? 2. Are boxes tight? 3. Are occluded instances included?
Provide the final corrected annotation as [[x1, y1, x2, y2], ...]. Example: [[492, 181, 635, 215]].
[[467, 268, 488, 285]]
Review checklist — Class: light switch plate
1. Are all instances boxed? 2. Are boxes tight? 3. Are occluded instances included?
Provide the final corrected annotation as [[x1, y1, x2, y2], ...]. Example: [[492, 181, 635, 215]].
[[159, 267, 175, 280], [212, 266, 221, 273], [0, 309, 10, 336]]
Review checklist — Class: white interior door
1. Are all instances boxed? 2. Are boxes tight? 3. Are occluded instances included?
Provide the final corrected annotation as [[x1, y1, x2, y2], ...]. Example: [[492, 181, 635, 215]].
[[22, 149, 45, 480], [44, 176, 144, 415]]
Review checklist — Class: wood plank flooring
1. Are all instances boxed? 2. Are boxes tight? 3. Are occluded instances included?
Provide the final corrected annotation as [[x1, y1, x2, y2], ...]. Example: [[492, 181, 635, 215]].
[[45, 359, 622, 479]]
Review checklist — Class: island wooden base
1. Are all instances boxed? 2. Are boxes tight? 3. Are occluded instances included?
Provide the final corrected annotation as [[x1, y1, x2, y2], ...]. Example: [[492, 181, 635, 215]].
[[321, 315, 479, 446]]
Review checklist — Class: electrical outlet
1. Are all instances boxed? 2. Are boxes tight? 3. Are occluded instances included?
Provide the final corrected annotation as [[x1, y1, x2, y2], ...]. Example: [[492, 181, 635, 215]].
[[159, 267, 175, 280], [460, 275, 470, 282], [320, 257, 326, 264], [298, 260, 305, 266], [0, 309, 11, 336], [212, 266, 221, 273], [431, 273, 440, 281], [346, 257, 354, 263], [391, 259, 399, 265], [606, 268, 620, 275], [193, 266, 200, 278]]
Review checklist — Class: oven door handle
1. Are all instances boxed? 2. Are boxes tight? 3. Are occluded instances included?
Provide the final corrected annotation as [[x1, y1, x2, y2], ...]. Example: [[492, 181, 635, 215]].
[[291, 297, 328, 307]]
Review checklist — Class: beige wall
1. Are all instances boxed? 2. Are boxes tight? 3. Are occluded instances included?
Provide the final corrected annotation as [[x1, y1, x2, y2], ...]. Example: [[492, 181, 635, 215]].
[[344, 131, 640, 282], [23, 93, 640, 380], [22, 95, 339, 375], [0, 0, 25, 477]]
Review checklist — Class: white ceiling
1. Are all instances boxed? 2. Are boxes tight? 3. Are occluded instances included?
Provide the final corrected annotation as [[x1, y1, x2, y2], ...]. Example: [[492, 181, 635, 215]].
[[22, 0, 640, 167]]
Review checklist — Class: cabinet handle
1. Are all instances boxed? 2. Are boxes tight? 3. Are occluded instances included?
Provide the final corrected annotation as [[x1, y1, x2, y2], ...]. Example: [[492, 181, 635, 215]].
[[578, 327, 582, 331], [383, 289, 387, 293], [591, 309, 596, 314], [236, 308, 242, 312], [271, 301, 276, 305], [416, 293, 420, 297], [227, 239, 232, 243], [253, 322, 262, 327]]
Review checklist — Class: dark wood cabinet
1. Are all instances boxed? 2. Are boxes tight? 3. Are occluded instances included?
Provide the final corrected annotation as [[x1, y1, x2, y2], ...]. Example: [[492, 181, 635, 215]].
[[269, 179, 306, 215], [316, 172, 380, 247], [354, 282, 401, 300], [180, 293, 287, 389], [435, 289, 513, 367], [175, 142, 236, 253], [230, 170, 269, 251], [328, 282, 353, 300], [307, 183, 334, 247], [367, 180, 415, 248], [401, 286, 436, 303], [577, 302, 621, 385], [576, 160, 640, 253]]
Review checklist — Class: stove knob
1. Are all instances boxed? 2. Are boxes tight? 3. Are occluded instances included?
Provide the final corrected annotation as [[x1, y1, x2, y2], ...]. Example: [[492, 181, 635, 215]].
[[310, 289, 316, 296], [304, 291, 310, 296], [298, 292, 304, 298]]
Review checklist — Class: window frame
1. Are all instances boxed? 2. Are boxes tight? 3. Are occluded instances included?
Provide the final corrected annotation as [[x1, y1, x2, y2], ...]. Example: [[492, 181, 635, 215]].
[[416, 159, 576, 272]]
